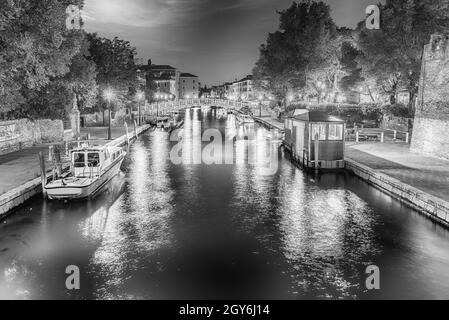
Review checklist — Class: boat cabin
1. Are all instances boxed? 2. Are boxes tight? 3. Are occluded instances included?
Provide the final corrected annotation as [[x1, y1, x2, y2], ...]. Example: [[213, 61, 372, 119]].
[[71, 146, 122, 178], [156, 116, 170, 128], [284, 110, 345, 170]]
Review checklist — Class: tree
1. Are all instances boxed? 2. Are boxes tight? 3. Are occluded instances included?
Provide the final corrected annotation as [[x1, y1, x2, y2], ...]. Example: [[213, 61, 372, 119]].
[[253, 1, 341, 107], [86, 33, 138, 96], [356, 0, 449, 109], [0, 0, 85, 116]]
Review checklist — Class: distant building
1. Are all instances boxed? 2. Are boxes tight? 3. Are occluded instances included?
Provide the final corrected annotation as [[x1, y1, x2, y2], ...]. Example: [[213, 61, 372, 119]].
[[210, 85, 227, 98], [179, 73, 200, 99], [230, 75, 253, 100], [138, 64, 180, 98], [200, 86, 212, 98]]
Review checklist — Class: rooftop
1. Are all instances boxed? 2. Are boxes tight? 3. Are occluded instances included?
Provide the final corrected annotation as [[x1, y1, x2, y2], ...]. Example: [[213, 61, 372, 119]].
[[139, 64, 176, 71], [292, 110, 344, 123], [180, 72, 198, 78]]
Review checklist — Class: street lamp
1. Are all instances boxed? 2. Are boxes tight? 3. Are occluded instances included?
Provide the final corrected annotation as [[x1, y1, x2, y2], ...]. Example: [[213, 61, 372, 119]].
[[155, 93, 160, 118], [136, 91, 144, 126], [103, 88, 115, 140], [258, 95, 263, 118]]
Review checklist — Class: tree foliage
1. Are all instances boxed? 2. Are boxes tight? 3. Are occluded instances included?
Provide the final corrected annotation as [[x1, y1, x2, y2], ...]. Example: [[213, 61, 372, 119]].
[[253, 1, 349, 106], [86, 33, 138, 111], [356, 0, 449, 107], [0, 0, 85, 116], [254, 0, 449, 109]]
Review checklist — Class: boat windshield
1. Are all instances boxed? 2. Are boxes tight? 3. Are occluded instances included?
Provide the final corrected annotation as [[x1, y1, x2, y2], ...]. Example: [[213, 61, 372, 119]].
[[88, 153, 100, 167], [73, 153, 85, 168]]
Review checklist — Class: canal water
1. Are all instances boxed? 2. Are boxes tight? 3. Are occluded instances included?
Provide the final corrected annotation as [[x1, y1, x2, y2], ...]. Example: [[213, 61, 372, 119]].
[[1, 109, 449, 300]]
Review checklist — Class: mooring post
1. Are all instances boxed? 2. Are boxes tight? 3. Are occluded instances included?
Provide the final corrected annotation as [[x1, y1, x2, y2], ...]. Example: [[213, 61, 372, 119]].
[[314, 133, 319, 173], [381, 131, 384, 143], [394, 130, 397, 141], [356, 131, 360, 143], [65, 141, 69, 157], [39, 152, 47, 198], [48, 145, 54, 162], [406, 132, 410, 144], [125, 122, 130, 145], [133, 120, 138, 139]]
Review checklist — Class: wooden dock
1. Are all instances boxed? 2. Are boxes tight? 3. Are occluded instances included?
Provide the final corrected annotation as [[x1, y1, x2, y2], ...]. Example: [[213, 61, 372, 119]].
[[253, 117, 285, 132]]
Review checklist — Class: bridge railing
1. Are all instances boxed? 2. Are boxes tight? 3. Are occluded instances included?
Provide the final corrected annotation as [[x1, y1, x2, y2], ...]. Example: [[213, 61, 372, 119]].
[[143, 99, 246, 114]]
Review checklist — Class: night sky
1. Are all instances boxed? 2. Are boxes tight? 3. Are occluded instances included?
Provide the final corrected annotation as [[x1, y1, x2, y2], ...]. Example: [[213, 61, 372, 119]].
[[83, 0, 384, 86]]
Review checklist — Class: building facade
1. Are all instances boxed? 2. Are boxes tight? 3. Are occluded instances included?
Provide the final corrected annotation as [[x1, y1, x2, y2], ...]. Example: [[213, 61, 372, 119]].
[[138, 63, 201, 99], [179, 73, 200, 99], [229, 75, 253, 100]]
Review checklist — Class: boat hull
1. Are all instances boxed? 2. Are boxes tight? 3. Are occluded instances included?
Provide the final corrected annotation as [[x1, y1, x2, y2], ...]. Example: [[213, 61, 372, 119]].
[[45, 155, 125, 201]]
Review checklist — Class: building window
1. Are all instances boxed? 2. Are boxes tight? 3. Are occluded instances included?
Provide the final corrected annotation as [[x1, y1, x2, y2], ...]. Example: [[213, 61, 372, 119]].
[[311, 124, 326, 141], [328, 124, 344, 140]]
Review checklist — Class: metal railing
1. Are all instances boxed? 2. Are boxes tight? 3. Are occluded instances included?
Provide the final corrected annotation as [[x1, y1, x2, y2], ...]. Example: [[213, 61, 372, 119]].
[[143, 99, 246, 114], [350, 128, 411, 144]]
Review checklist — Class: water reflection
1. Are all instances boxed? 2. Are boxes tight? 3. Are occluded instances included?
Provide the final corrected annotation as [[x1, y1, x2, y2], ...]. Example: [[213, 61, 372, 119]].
[[0, 109, 449, 299]]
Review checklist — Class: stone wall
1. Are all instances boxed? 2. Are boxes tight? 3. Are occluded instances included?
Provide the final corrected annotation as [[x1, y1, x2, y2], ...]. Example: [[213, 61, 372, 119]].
[[412, 33, 449, 160], [345, 159, 449, 227], [38, 119, 64, 143], [0, 119, 64, 155]]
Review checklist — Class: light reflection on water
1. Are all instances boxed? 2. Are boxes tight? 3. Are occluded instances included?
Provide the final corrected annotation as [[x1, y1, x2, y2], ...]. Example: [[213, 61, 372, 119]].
[[1, 109, 449, 299]]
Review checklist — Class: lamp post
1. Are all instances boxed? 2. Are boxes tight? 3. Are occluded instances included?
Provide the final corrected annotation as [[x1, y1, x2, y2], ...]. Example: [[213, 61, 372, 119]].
[[155, 93, 160, 118], [104, 88, 115, 140], [136, 92, 144, 126]]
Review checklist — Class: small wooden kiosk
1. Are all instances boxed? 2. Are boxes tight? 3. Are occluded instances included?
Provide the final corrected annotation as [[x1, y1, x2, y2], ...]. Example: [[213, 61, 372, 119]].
[[284, 110, 345, 170]]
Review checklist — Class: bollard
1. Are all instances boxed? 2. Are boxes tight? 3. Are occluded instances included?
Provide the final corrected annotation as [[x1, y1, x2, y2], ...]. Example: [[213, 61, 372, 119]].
[[393, 130, 397, 140], [406, 132, 410, 144], [381, 132, 384, 143], [356, 131, 359, 143], [39, 152, 47, 198], [125, 123, 130, 145], [48, 145, 54, 162], [133, 120, 138, 139]]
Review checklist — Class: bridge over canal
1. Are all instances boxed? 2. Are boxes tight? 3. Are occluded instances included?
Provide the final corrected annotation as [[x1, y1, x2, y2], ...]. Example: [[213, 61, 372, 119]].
[[141, 98, 247, 116]]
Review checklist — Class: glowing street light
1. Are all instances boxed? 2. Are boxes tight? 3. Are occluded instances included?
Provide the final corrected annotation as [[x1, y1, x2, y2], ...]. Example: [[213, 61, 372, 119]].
[[104, 88, 114, 102], [136, 91, 145, 126]]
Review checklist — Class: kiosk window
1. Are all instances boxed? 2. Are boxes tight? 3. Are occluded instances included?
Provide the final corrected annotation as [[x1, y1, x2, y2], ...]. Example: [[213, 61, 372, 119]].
[[311, 124, 326, 140]]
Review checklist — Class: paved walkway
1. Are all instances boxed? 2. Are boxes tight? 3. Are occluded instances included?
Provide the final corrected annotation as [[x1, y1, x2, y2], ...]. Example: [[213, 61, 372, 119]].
[[0, 126, 137, 196], [346, 142, 449, 203]]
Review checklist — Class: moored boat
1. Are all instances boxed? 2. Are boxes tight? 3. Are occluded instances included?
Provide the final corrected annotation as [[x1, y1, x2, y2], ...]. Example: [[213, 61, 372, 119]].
[[45, 144, 126, 200], [235, 112, 255, 124]]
